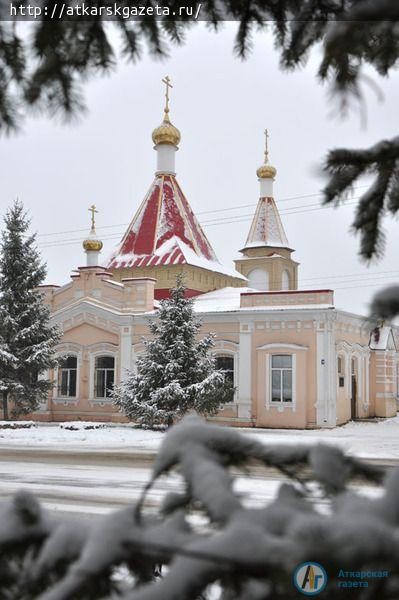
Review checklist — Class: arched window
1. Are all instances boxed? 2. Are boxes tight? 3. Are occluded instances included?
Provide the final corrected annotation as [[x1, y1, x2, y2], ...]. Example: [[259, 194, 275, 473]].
[[247, 268, 269, 291], [281, 270, 290, 291], [215, 355, 235, 403], [95, 356, 115, 399], [58, 355, 77, 398]]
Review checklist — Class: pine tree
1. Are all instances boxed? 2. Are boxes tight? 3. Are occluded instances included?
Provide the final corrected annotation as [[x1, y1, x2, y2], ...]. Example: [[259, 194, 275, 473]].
[[0, 200, 60, 420], [113, 276, 233, 428]]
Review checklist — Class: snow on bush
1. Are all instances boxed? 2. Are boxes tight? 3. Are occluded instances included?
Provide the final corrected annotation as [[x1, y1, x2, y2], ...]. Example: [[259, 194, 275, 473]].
[[0, 415, 397, 599], [0, 420, 37, 429], [59, 422, 106, 431]]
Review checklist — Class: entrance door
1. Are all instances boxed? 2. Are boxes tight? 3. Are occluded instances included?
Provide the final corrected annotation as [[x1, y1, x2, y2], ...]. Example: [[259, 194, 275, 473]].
[[351, 375, 357, 419], [350, 357, 358, 420]]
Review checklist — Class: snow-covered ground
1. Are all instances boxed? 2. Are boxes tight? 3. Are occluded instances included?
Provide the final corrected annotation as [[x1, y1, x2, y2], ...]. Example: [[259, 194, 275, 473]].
[[1, 416, 399, 459]]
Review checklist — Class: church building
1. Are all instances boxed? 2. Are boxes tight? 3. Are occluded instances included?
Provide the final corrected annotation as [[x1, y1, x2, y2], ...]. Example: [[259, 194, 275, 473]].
[[36, 78, 399, 428]]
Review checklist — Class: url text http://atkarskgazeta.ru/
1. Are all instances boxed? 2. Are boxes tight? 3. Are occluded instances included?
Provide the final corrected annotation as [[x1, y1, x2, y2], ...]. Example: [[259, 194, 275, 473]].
[[8, 2, 203, 21]]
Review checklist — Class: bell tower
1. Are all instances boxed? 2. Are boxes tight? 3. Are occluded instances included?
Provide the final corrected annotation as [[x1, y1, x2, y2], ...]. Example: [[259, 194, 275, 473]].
[[235, 130, 299, 291]]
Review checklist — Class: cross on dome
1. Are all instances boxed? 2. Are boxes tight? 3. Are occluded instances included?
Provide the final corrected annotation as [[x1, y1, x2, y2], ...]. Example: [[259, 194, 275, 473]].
[[152, 75, 181, 147], [89, 204, 98, 232], [162, 75, 173, 115], [257, 128, 277, 180], [83, 204, 102, 255], [264, 128, 269, 162]]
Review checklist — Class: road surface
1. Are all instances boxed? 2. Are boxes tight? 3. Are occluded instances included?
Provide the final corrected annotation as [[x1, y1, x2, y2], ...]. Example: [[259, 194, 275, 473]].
[[0, 447, 390, 517]]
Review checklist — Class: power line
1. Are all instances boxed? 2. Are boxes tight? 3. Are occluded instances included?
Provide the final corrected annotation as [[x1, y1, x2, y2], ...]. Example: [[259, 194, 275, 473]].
[[38, 199, 360, 249], [36, 185, 367, 240]]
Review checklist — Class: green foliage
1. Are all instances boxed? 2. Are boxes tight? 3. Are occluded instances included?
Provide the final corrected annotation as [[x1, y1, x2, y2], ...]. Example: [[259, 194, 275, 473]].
[[113, 276, 233, 427], [0, 200, 60, 419]]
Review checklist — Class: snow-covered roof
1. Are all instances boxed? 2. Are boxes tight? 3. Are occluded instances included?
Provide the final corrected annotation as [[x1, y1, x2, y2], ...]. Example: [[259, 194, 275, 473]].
[[241, 197, 290, 251], [106, 174, 245, 280], [193, 287, 334, 314], [369, 326, 397, 351], [234, 252, 287, 261], [194, 287, 253, 313]]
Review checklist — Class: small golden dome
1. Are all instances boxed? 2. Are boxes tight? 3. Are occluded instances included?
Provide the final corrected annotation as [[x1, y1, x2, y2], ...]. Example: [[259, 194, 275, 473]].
[[83, 237, 103, 252], [256, 163, 277, 179], [152, 112, 181, 146]]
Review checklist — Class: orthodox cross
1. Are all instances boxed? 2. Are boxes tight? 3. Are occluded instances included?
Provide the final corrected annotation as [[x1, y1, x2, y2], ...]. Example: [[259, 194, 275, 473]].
[[162, 75, 173, 114], [264, 128, 269, 163], [89, 204, 98, 231]]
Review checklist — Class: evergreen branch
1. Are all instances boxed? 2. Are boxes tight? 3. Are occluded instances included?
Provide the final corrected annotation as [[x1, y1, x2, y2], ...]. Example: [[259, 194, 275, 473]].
[[323, 136, 399, 260], [0, 0, 398, 134], [0, 418, 393, 599], [369, 285, 399, 321]]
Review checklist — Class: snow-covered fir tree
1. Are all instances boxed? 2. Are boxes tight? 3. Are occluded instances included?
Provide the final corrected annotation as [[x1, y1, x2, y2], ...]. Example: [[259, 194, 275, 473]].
[[113, 275, 233, 427], [0, 200, 60, 420]]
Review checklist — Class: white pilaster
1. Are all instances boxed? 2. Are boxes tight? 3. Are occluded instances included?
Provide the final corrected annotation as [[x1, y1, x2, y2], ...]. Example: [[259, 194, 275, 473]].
[[316, 317, 337, 427], [365, 351, 370, 407], [37, 370, 50, 411], [119, 326, 133, 382], [237, 322, 253, 418], [155, 143, 177, 174]]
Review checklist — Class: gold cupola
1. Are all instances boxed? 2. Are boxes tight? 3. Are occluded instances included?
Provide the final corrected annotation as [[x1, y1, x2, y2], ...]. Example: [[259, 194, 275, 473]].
[[152, 75, 181, 147], [256, 128, 276, 179], [83, 205, 103, 266], [83, 237, 103, 252]]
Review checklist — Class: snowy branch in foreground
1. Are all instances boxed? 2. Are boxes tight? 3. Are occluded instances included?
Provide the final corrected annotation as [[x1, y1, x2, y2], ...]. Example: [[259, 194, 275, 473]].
[[369, 286, 399, 322], [1, 415, 398, 599], [322, 137, 399, 261]]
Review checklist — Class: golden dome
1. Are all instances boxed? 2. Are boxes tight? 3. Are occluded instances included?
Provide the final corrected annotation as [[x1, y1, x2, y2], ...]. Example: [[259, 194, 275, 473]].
[[83, 205, 103, 253], [256, 163, 277, 179], [83, 237, 103, 252], [152, 112, 181, 146], [257, 128, 277, 179]]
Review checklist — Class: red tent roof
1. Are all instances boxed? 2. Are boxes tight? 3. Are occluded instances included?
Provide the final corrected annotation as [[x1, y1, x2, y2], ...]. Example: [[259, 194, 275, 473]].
[[107, 174, 245, 280]]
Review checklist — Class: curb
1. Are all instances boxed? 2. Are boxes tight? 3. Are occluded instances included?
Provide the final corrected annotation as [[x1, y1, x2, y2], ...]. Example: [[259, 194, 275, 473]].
[[0, 446, 157, 464]]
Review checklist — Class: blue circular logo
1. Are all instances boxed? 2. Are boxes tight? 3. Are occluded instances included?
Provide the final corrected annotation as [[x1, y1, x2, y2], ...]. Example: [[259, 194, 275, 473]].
[[293, 562, 328, 596]]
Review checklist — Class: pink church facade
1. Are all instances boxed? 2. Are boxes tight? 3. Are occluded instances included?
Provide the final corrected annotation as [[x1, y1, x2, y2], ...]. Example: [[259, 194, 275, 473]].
[[37, 276, 399, 428], [34, 87, 399, 428]]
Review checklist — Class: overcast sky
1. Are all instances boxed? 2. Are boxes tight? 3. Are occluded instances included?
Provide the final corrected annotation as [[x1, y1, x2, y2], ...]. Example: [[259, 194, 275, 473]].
[[1, 22, 398, 315]]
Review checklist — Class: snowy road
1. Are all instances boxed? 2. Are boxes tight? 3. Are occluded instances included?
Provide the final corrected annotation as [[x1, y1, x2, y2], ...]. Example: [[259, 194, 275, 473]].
[[0, 452, 290, 517]]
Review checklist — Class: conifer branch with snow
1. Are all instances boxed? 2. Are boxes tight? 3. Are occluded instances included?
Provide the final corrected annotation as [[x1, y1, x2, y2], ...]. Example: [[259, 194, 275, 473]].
[[0, 416, 395, 599]]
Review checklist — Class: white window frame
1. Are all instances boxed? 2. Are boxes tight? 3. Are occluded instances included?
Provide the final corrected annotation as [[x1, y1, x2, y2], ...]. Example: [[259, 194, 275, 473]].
[[57, 355, 78, 399], [214, 352, 237, 404], [53, 346, 81, 406], [94, 355, 116, 400], [88, 345, 118, 406], [261, 344, 305, 412], [270, 354, 294, 405]]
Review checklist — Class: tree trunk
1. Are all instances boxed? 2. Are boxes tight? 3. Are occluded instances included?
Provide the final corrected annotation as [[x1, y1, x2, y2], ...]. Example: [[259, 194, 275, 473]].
[[2, 391, 8, 421]]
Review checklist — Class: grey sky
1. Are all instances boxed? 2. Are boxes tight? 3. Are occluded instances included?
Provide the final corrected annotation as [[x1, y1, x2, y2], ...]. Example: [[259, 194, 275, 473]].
[[1, 23, 398, 315]]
